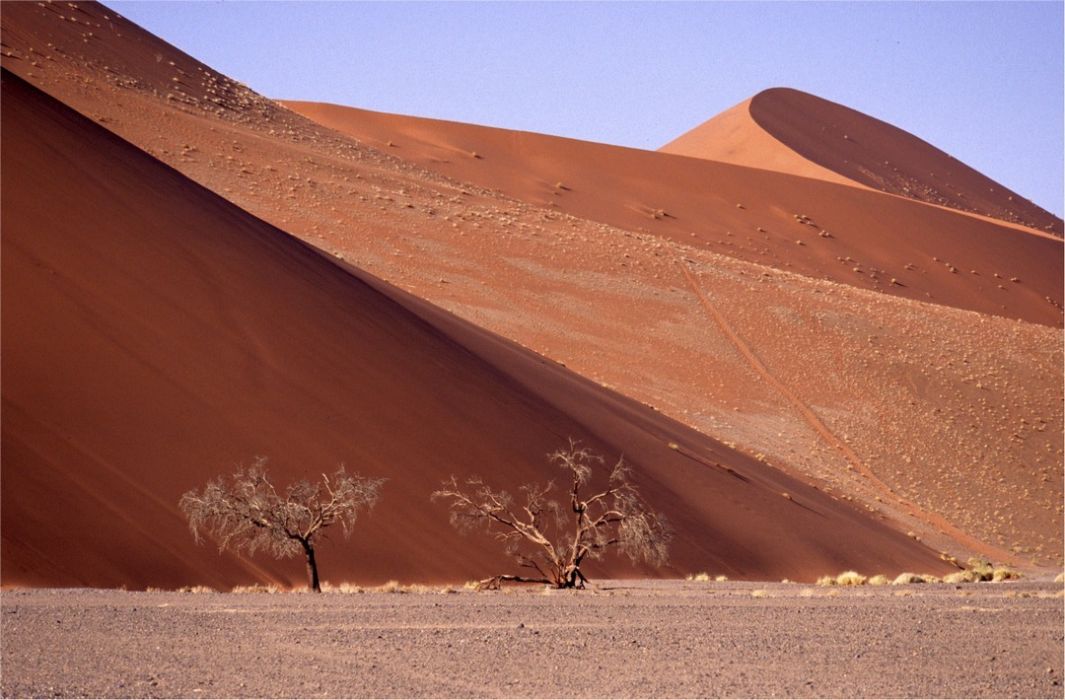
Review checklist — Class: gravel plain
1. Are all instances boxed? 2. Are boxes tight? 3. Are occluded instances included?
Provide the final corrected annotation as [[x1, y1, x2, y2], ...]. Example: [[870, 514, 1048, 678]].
[[2, 580, 1062, 699]]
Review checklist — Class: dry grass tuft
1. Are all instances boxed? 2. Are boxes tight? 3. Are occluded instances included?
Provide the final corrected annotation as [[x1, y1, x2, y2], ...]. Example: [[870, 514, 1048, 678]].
[[322, 582, 364, 594], [687, 572, 711, 582], [177, 585, 216, 594], [891, 573, 926, 585], [816, 575, 837, 587], [231, 583, 282, 594], [715, 575, 729, 582], [867, 574, 890, 586]]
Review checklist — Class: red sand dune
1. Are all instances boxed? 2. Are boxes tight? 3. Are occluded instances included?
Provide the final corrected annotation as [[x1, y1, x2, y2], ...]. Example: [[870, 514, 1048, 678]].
[[1, 2, 1060, 589], [286, 100, 1063, 327], [1, 71, 951, 589], [661, 88, 1062, 235]]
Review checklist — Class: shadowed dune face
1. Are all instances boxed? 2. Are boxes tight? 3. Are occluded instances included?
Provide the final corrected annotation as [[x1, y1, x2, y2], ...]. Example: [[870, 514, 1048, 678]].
[[662, 88, 1062, 236], [1, 1, 1061, 585], [1, 71, 953, 589]]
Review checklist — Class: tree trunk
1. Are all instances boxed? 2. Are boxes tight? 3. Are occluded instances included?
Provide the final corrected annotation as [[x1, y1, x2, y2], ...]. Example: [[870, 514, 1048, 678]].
[[302, 541, 321, 593]]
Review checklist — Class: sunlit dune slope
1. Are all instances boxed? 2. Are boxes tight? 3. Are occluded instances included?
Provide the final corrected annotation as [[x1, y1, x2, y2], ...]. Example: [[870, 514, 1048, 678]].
[[661, 88, 1062, 235], [1, 71, 953, 589], [286, 100, 1063, 327]]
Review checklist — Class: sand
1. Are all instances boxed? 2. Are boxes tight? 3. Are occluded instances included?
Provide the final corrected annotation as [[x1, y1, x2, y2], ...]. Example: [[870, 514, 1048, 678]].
[[3, 583, 1063, 698]]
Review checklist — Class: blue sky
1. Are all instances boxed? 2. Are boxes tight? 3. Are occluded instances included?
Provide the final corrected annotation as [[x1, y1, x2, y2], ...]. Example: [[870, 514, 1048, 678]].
[[113, 1, 1063, 217]]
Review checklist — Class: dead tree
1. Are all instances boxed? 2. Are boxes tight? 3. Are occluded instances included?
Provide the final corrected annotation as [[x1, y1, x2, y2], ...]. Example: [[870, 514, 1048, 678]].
[[180, 458, 384, 592], [432, 440, 670, 589]]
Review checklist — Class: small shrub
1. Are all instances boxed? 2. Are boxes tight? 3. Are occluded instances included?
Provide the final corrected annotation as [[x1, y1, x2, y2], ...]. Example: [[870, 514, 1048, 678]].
[[816, 575, 836, 587], [867, 574, 890, 586], [687, 572, 710, 582], [715, 575, 728, 582], [892, 573, 925, 585], [378, 580, 404, 594], [967, 557, 995, 581]]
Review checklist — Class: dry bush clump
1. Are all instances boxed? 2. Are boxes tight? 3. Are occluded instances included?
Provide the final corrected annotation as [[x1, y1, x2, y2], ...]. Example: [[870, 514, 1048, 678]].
[[992, 567, 1021, 582], [943, 570, 980, 584], [892, 573, 939, 585], [867, 574, 890, 586], [687, 572, 711, 582], [835, 571, 867, 586], [817, 571, 869, 586]]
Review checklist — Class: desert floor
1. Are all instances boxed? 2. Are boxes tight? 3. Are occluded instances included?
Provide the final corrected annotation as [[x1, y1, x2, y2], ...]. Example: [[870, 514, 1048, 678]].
[[2, 580, 1062, 698]]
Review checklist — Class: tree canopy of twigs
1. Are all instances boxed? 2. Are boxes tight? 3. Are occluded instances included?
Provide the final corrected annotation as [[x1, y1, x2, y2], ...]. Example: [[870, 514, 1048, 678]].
[[432, 440, 671, 589], [180, 457, 384, 592]]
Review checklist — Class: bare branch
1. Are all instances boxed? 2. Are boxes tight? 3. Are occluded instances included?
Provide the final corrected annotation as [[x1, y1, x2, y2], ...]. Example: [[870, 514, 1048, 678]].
[[433, 440, 671, 589], [180, 459, 384, 592]]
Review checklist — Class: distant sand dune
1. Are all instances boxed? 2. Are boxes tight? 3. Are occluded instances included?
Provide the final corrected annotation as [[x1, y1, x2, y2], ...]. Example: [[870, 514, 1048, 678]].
[[286, 99, 1062, 327], [661, 88, 1062, 235]]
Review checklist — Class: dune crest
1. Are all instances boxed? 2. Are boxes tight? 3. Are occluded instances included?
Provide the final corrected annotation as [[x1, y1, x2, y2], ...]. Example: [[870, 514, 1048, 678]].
[[661, 88, 1062, 235]]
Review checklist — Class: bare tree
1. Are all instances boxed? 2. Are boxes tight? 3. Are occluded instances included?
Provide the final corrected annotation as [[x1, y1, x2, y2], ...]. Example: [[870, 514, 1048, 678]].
[[432, 440, 670, 589], [180, 458, 384, 592]]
